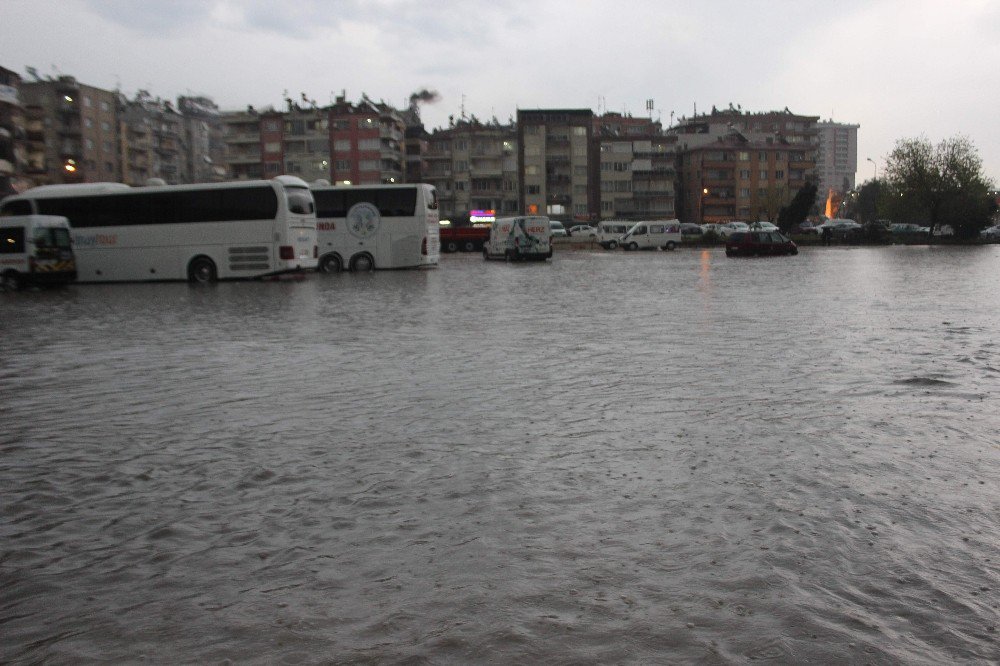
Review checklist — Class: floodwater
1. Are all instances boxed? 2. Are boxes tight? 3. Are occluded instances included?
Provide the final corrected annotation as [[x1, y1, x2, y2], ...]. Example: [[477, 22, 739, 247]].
[[1, 245, 998, 664]]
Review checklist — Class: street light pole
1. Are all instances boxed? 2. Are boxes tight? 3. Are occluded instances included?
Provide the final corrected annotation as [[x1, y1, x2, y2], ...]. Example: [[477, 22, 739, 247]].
[[867, 157, 877, 181]]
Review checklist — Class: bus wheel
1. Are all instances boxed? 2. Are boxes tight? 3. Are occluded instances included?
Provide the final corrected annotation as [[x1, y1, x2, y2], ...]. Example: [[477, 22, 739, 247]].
[[350, 254, 374, 272], [607, 241, 618, 250], [665, 241, 676, 251], [1, 270, 22, 291], [187, 257, 217, 283], [463, 241, 476, 252], [319, 254, 342, 273]]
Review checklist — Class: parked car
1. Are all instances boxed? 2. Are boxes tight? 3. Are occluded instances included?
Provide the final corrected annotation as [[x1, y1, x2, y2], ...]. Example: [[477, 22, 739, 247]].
[[725, 231, 798, 257], [678, 222, 704, 236], [749, 221, 779, 232], [890, 223, 924, 235], [980, 224, 1000, 241], [550, 220, 568, 237], [718, 221, 751, 238], [568, 224, 597, 238], [795, 221, 820, 235], [701, 223, 725, 236], [816, 219, 863, 239]]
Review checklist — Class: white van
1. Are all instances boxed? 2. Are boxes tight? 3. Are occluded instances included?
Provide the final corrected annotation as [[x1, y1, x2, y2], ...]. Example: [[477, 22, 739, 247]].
[[597, 221, 633, 249], [618, 220, 683, 251], [482, 215, 552, 261], [0, 215, 77, 290]]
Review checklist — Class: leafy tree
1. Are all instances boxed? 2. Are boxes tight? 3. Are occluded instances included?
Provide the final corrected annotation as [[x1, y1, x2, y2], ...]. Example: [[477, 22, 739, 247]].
[[777, 181, 817, 232], [881, 136, 995, 238]]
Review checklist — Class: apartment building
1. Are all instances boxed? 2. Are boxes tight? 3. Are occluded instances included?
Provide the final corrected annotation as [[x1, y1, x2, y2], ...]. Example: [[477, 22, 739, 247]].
[[670, 107, 819, 222], [119, 91, 186, 185], [815, 120, 859, 198], [178, 96, 227, 183], [222, 105, 330, 183], [517, 109, 595, 221], [328, 95, 405, 185], [0, 66, 24, 194], [594, 113, 676, 220], [423, 118, 519, 220], [20, 75, 121, 184]]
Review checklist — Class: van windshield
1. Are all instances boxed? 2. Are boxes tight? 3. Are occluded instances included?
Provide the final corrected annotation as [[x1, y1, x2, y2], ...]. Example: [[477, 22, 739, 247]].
[[33, 227, 73, 249]]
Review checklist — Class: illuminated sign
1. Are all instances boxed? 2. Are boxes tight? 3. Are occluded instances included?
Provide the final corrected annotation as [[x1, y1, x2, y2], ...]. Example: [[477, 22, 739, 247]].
[[469, 209, 496, 224]]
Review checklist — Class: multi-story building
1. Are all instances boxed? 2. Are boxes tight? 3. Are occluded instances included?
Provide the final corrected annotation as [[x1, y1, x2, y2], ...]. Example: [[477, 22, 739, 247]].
[[221, 104, 330, 183], [670, 107, 819, 223], [518, 109, 595, 222], [329, 95, 405, 185], [815, 120, 859, 199], [594, 112, 676, 220], [423, 118, 519, 221], [178, 96, 227, 183], [0, 66, 25, 194], [119, 90, 186, 185], [20, 75, 121, 184]]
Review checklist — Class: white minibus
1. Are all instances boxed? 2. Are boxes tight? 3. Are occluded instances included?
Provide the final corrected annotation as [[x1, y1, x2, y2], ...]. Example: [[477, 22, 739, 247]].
[[482, 216, 552, 261]]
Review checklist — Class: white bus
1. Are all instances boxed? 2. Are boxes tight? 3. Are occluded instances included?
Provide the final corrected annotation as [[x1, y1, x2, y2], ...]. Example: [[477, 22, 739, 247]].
[[311, 183, 439, 272], [0, 176, 318, 283]]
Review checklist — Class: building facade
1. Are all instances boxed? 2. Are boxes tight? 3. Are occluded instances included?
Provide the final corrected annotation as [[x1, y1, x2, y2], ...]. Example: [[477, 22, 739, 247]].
[[422, 118, 519, 221], [517, 109, 595, 221], [815, 120, 859, 199], [670, 108, 819, 223], [178, 96, 227, 183], [20, 75, 121, 185], [0, 66, 24, 194], [594, 113, 676, 220], [328, 95, 405, 185]]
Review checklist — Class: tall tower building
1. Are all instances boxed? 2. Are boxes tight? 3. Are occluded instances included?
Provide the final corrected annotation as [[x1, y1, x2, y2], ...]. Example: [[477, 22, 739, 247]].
[[815, 120, 859, 199]]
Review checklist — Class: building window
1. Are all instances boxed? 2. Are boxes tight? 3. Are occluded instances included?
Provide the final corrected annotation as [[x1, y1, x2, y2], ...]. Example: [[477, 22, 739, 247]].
[[527, 185, 541, 194], [759, 170, 768, 180], [775, 170, 785, 179], [524, 126, 540, 135], [739, 188, 751, 198], [739, 169, 751, 179], [359, 118, 376, 129], [264, 120, 279, 132], [525, 146, 541, 157], [333, 139, 351, 151], [358, 138, 379, 151], [331, 120, 349, 130], [334, 160, 350, 170], [264, 141, 281, 153], [737, 151, 750, 161], [358, 160, 378, 171], [525, 165, 539, 175]]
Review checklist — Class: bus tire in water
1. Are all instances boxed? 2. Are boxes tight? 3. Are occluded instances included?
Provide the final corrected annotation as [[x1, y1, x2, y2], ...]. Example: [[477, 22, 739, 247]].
[[350, 253, 374, 272], [1, 270, 22, 291], [187, 256, 217, 283], [319, 253, 342, 273]]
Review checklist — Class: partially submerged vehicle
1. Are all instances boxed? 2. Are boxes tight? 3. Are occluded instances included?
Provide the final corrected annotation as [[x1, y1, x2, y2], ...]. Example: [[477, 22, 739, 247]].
[[482, 215, 552, 261], [0, 215, 76, 290]]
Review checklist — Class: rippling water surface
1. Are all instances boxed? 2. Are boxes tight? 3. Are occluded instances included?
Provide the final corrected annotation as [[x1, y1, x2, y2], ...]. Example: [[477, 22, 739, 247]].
[[2, 245, 998, 664]]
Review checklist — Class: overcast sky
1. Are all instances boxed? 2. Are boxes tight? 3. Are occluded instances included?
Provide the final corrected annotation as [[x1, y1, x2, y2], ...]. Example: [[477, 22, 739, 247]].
[[3, 0, 998, 185]]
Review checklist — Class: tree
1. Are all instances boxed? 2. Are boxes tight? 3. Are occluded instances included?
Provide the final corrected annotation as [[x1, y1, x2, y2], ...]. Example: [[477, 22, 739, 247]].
[[777, 181, 817, 232], [882, 136, 995, 239]]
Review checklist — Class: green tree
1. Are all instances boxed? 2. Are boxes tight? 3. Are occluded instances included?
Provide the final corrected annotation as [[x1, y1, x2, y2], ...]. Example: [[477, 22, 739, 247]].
[[777, 181, 817, 232], [882, 136, 995, 238]]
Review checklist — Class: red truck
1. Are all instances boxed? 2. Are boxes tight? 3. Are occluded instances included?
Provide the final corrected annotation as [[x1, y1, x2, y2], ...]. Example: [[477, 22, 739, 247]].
[[439, 225, 490, 252]]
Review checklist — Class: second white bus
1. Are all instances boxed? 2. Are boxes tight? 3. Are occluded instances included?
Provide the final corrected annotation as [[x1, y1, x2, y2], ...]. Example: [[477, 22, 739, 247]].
[[311, 183, 440, 272], [0, 176, 318, 283]]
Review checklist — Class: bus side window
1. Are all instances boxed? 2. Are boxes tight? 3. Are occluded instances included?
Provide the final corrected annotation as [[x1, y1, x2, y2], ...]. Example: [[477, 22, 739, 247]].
[[1, 199, 32, 217]]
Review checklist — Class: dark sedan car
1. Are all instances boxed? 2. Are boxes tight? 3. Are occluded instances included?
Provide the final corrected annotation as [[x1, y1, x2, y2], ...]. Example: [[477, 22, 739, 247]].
[[725, 231, 798, 257]]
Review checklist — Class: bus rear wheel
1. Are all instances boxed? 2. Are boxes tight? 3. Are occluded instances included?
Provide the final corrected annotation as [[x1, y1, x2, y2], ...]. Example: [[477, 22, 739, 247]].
[[319, 254, 342, 273], [1, 270, 23, 291], [187, 257, 217, 283], [664, 241, 676, 251], [350, 254, 374, 272]]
